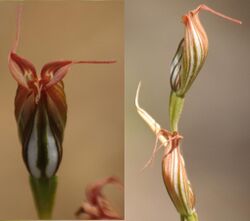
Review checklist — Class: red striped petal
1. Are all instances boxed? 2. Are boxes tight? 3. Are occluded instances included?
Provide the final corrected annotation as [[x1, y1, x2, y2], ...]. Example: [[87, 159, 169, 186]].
[[41, 60, 116, 88], [9, 52, 37, 89]]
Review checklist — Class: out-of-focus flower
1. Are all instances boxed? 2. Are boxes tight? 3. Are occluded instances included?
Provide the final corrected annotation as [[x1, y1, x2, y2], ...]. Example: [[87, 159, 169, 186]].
[[9, 6, 115, 179], [136, 83, 196, 218], [170, 4, 241, 96], [75, 176, 123, 220]]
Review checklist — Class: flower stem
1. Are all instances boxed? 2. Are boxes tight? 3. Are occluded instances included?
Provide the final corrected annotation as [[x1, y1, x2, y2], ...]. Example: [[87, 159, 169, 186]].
[[29, 176, 57, 219], [169, 91, 185, 131], [181, 212, 199, 221]]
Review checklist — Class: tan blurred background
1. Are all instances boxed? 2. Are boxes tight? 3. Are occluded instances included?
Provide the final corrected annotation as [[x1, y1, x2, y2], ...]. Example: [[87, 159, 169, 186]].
[[0, 1, 123, 219], [126, 0, 250, 221]]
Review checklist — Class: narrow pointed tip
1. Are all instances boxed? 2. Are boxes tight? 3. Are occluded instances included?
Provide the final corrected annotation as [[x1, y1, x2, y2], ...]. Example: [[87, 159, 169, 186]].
[[29, 176, 57, 220], [74, 60, 117, 64], [134, 81, 163, 136], [194, 4, 242, 25], [135, 81, 142, 108], [104, 60, 117, 64], [12, 3, 23, 53]]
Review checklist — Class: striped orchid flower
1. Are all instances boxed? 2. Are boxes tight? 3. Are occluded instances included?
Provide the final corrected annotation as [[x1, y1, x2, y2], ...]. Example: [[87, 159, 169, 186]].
[[161, 130, 196, 218], [135, 83, 196, 218], [75, 176, 123, 220], [170, 4, 242, 96], [9, 6, 115, 179]]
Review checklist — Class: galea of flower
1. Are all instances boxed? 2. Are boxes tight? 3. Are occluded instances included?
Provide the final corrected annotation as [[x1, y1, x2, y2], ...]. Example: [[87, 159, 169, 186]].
[[170, 4, 241, 97]]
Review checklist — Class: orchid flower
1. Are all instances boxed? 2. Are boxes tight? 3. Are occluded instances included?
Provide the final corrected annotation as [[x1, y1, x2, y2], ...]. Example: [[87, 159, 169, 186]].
[[170, 4, 241, 97], [136, 83, 196, 219], [75, 176, 123, 220], [9, 6, 115, 179]]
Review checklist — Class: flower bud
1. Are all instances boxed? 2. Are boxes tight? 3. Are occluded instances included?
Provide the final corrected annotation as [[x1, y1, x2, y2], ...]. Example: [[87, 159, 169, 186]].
[[170, 4, 241, 96]]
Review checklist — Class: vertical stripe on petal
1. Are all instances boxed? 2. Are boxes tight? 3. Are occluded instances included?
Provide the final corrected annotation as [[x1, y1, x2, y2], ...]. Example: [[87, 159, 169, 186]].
[[162, 143, 195, 216], [170, 39, 184, 92]]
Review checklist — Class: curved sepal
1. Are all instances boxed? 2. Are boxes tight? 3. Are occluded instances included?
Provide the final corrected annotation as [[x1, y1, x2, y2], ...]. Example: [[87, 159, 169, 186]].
[[41, 61, 73, 88], [9, 52, 37, 89], [41, 59, 116, 88]]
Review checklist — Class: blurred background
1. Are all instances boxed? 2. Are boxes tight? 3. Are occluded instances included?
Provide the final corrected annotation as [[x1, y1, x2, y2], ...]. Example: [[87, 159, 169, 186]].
[[126, 0, 250, 221], [0, 1, 123, 219]]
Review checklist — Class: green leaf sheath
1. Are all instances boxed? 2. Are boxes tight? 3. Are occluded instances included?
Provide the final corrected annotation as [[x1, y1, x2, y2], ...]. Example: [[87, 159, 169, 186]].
[[29, 176, 57, 219], [169, 91, 185, 132]]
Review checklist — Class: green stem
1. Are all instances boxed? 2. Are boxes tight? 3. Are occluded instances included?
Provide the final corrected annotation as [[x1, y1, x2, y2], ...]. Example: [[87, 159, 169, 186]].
[[169, 91, 200, 221], [29, 175, 57, 219], [181, 212, 199, 221], [169, 91, 185, 131]]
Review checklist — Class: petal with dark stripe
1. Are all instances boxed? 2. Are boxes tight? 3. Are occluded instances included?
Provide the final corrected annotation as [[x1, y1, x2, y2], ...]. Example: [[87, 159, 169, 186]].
[[15, 81, 67, 178], [170, 39, 184, 92], [9, 52, 37, 89], [171, 5, 241, 96], [162, 138, 195, 216]]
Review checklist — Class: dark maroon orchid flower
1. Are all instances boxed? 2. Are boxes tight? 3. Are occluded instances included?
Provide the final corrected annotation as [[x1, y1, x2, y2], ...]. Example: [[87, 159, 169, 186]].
[[9, 6, 116, 179]]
